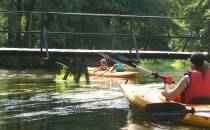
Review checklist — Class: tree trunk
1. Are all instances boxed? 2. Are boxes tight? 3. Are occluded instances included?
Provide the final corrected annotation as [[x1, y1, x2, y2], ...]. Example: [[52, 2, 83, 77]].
[[23, 14, 32, 47], [23, 0, 36, 47], [16, 0, 22, 47], [111, 37, 116, 49], [182, 40, 189, 52], [7, 16, 15, 47]]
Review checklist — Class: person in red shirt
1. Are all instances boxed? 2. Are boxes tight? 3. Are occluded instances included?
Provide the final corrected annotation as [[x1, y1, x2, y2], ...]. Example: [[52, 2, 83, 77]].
[[161, 53, 210, 104], [94, 59, 110, 71]]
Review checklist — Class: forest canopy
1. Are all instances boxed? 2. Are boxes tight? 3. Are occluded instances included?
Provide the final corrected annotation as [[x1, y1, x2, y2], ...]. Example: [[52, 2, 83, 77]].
[[0, 0, 210, 52]]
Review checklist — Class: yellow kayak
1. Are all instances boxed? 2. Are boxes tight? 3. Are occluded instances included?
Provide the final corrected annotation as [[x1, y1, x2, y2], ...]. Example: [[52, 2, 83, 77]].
[[88, 71, 137, 78], [121, 83, 210, 127]]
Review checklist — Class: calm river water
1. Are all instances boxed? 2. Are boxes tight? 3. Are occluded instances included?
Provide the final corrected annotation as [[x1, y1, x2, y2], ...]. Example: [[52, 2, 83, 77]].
[[0, 69, 208, 130]]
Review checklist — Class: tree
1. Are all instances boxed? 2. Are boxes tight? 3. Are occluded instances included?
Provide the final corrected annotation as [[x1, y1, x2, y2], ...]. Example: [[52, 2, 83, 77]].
[[0, 0, 208, 51]]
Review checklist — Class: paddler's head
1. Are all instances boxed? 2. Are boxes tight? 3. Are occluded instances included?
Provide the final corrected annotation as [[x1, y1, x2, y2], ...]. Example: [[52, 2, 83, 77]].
[[100, 59, 107, 65], [190, 53, 207, 71]]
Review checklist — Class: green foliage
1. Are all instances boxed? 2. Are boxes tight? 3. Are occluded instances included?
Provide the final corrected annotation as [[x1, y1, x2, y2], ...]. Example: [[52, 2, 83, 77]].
[[174, 0, 210, 52], [171, 60, 191, 71], [0, 0, 209, 52], [140, 59, 176, 72], [56, 62, 69, 74], [140, 59, 189, 81]]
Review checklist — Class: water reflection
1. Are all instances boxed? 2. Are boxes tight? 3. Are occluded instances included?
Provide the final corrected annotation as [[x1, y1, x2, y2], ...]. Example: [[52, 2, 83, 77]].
[[0, 70, 208, 130], [0, 72, 136, 130], [89, 76, 137, 88]]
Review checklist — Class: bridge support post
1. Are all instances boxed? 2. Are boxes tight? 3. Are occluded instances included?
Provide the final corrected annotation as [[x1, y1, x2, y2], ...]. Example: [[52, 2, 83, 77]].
[[130, 20, 140, 62], [131, 32, 140, 61], [40, 14, 50, 59]]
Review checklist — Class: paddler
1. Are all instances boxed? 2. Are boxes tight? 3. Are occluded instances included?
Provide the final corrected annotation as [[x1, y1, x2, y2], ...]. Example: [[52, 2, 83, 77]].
[[161, 53, 210, 104], [94, 59, 110, 71], [110, 62, 125, 72]]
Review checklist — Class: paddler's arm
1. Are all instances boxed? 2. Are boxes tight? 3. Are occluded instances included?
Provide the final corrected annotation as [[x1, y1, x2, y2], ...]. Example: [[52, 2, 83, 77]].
[[93, 66, 101, 72], [161, 76, 188, 102], [110, 64, 116, 72]]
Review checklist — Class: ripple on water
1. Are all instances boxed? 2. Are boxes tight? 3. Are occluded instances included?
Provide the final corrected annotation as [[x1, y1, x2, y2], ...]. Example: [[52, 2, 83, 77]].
[[0, 99, 28, 108], [29, 94, 52, 102], [0, 87, 128, 121]]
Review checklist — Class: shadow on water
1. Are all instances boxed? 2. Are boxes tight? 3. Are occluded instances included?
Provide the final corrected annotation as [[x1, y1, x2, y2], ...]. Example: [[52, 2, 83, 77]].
[[0, 69, 209, 130]]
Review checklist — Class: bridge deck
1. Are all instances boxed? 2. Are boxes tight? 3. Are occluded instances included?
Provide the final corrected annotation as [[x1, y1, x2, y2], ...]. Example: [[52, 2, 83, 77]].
[[0, 48, 204, 59]]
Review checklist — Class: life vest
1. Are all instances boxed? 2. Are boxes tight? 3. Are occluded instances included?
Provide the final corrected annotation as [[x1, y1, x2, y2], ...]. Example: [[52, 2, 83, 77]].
[[183, 70, 210, 104], [116, 63, 124, 72]]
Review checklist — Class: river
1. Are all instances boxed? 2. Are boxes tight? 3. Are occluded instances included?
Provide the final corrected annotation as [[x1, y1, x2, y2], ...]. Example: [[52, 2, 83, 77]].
[[0, 69, 208, 130]]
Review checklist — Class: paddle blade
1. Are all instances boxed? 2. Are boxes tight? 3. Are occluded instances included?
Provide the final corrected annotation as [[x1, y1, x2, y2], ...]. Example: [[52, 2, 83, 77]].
[[145, 102, 189, 122]]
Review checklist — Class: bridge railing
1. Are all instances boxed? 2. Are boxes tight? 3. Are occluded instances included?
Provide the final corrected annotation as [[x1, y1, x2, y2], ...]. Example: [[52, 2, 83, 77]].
[[0, 10, 210, 60]]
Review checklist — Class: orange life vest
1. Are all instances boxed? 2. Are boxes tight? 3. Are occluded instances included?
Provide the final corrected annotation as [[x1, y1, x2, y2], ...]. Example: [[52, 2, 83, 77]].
[[184, 70, 210, 104]]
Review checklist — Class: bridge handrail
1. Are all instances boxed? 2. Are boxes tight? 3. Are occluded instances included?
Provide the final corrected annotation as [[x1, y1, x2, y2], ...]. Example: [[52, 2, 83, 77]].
[[0, 10, 199, 20], [0, 30, 210, 39], [0, 10, 209, 60]]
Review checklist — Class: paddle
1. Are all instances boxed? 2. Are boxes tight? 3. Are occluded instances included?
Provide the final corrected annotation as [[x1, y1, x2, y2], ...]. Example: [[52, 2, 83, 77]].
[[97, 69, 109, 76], [99, 52, 175, 84], [145, 102, 210, 122]]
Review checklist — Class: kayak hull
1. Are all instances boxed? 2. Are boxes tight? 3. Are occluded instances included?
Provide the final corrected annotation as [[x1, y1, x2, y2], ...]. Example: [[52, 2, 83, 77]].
[[120, 83, 210, 127], [88, 71, 137, 78]]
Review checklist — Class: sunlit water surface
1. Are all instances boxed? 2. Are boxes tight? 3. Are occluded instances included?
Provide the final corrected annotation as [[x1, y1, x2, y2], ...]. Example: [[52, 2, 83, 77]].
[[0, 69, 208, 130]]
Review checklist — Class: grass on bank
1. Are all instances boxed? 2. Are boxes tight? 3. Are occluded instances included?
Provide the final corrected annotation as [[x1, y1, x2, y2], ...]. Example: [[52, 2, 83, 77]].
[[140, 59, 190, 73], [138, 59, 191, 83]]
